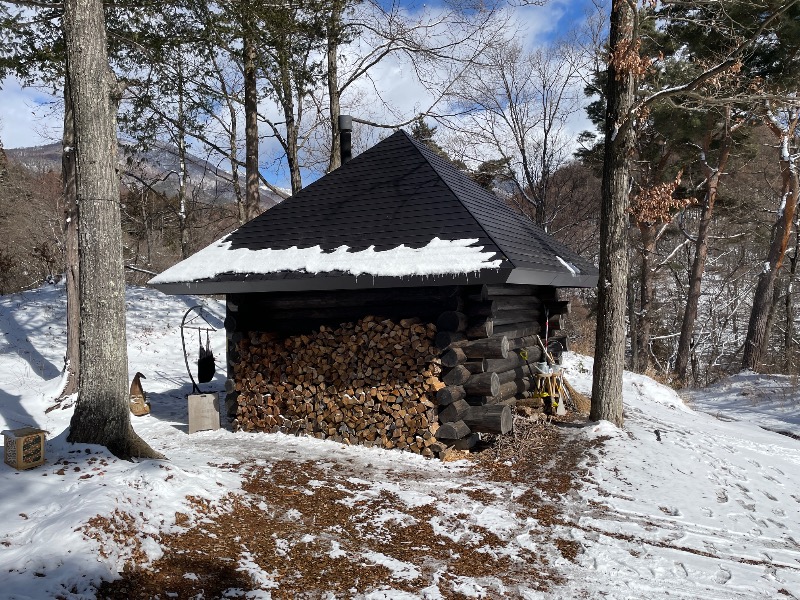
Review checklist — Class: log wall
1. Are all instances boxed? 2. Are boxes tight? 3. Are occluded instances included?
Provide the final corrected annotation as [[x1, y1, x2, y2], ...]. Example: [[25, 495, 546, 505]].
[[224, 284, 571, 456]]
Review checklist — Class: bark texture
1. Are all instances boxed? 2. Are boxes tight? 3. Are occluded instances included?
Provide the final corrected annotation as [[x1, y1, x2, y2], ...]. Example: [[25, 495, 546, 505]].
[[591, 0, 636, 427], [63, 0, 163, 460], [61, 78, 80, 398], [243, 23, 261, 221]]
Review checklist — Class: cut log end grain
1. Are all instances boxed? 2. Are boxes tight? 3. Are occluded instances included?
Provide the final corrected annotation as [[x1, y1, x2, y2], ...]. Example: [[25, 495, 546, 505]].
[[233, 315, 445, 455]]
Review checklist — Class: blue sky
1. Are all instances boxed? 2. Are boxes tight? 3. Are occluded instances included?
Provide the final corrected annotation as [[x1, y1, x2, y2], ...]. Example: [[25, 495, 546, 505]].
[[0, 0, 602, 188]]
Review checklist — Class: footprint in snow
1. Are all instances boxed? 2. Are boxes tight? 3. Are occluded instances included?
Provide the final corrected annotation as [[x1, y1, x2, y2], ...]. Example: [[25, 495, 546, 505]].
[[772, 508, 786, 517], [701, 507, 714, 518], [736, 498, 756, 512], [659, 506, 681, 517], [767, 518, 787, 530], [673, 562, 688, 578], [714, 566, 732, 585], [716, 489, 729, 503]]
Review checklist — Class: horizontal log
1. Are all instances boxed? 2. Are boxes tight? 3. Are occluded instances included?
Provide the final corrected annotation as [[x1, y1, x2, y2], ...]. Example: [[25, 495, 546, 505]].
[[491, 309, 543, 327], [452, 433, 480, 450], [463, 371, 500, 396], [496, 367, 529, 385], [439, 399, 470, 423], [501, 397, 545, 410], [463, 404, 513, 434], [436, 386, 465, 406], [475, 377, 536, 404], [442, 365, 471, 386], [466, 297, 542, 318], [236, 287, 461, 311], [466, 319, 493, 339], [479, 284, 536, 300], [249, 302, 440, 325], [464, 360, 488, 374], [436, 420, 471, 440], [435, 331, 467, 350], [461, 336, 509, 359], [492, 322, 541, 339], [436, 311, 468, 333], [484, 347, 542, 372], [440, 347, 467, 368]]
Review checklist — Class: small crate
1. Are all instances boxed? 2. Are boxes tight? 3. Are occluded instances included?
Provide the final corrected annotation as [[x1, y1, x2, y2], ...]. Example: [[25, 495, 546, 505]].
[[3, 427, 46, 470]]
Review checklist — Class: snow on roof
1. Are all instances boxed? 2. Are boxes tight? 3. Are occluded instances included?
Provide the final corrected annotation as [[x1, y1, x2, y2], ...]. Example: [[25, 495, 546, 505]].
[[149, 236, 503, 285]]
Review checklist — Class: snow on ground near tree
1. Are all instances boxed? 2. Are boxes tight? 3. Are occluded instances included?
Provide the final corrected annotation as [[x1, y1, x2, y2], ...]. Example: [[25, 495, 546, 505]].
[[1, 283, 799, 599]]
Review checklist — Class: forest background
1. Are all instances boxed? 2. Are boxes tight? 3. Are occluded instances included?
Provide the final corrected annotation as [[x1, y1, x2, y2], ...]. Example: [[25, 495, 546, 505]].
[[1, 0, 800, 389]]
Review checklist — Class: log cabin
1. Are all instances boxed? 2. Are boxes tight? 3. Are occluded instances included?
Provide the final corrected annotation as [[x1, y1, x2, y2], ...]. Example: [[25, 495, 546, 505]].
[[149, 121, 598, 457]]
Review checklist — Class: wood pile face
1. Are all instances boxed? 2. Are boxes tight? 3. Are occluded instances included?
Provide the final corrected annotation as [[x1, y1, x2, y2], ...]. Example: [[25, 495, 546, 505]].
[[230, 316, 443, 456], [225, 284, 572, 457]]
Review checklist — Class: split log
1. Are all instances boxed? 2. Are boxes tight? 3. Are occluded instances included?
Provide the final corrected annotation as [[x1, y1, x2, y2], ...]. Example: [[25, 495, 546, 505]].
[[461, 336, 509, 359], [463, 372, 500, 397], [442, 365, 471, 386], [439, 399, 470, 423], [437, 386, 465, 406], [436, 311, 468, 332], [463, 404, 513, 434], [435, 420, 471, 440]]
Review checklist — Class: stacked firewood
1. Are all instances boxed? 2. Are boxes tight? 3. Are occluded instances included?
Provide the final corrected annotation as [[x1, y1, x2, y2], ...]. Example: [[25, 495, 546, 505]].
[[230, 316, 444, 456]]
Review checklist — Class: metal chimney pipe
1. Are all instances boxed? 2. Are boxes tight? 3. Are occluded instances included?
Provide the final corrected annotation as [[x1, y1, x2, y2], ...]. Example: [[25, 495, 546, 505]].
[[338, 114, 352, 165]]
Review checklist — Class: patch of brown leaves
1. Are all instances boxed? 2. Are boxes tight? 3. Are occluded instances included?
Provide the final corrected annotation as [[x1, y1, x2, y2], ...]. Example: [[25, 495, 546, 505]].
[[94, 416, 600, 599]]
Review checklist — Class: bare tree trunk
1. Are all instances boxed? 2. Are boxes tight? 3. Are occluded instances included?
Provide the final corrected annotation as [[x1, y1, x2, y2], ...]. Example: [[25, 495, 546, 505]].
[[785, 230, 799, 372], [635, 225, 657, 374], [61, 78, 80, 399], [674, 124, 731, 381], [591, 0, 636, 427], [243, 25, 261, 220], [743, 121, 800, 371], [63, 0, 163, 460], [627, 270, 639, 371]]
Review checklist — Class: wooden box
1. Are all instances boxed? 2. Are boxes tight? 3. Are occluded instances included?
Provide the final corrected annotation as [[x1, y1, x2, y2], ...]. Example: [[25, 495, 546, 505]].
[[3, 427, 46, 470]]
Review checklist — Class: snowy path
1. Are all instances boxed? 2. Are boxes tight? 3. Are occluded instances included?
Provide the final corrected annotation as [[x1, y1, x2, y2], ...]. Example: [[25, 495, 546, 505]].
[[561, 359, 800, 599]]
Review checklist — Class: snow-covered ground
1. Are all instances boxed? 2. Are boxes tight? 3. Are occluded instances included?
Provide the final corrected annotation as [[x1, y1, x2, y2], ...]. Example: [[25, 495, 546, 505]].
[[0, 283, 798, 599]]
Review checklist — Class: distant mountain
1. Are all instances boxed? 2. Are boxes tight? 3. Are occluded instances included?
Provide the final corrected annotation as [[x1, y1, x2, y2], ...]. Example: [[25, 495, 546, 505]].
[[5, 142, 288, 209]]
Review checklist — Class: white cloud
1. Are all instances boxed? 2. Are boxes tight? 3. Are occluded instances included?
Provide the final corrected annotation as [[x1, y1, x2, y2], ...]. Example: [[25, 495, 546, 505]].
[[0, 77, 62, 148]]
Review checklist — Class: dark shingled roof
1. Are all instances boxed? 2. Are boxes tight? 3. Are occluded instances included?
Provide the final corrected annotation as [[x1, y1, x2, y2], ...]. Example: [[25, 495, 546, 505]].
[[150, 130, 597, 294]]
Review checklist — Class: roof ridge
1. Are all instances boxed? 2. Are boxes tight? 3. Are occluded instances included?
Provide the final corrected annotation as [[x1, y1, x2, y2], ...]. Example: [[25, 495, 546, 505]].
[[400, 130, 514, 269]]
